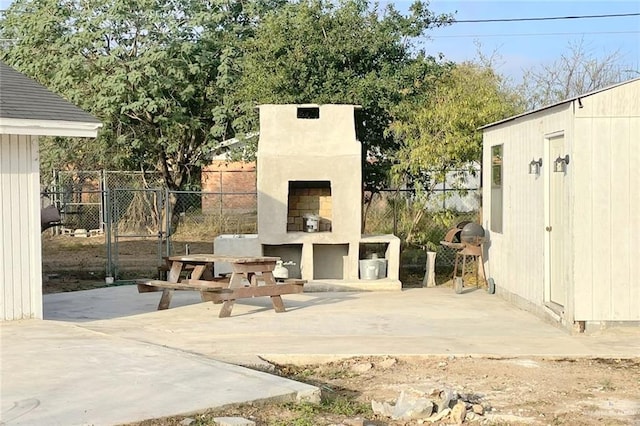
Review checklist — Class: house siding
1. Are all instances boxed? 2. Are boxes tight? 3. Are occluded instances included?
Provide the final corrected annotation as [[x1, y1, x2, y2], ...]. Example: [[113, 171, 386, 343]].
[[573, 82, 640, 321], [0, 134, 43, 320]]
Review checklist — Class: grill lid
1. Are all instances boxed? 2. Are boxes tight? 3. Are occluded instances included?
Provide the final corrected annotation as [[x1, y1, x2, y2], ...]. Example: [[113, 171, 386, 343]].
[[460, 223, 485, 245]]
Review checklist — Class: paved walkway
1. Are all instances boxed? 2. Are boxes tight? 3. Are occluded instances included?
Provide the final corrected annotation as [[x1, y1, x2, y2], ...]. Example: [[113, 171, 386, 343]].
[[1, 285, 638, 425]]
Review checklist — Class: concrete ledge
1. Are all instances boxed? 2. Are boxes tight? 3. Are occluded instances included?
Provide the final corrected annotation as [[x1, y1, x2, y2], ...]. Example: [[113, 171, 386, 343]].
[[303, 279, 402, 292]]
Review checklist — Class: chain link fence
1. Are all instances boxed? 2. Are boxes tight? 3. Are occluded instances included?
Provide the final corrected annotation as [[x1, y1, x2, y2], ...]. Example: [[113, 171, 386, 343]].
[[42, 170, 258, 280], [42, 169, 479, 283], [364, 186, 480, 281]]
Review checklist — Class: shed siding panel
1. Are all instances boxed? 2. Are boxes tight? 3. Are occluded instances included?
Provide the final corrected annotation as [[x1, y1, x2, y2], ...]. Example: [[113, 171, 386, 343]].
[[629, 118, 640, 318], [590, 119, 613, 319], [574, 83, 640, 321], [575, 80, 640, 321], [0, 137, 14, 319], [483, 105, 571, 308], [609, 118, 631, 319], [575, 114, 640, 321], [573, 118, 594, 319], [28, 137, 43, 319], [576, 81, 640, 118], [0, 134, 42, 321]]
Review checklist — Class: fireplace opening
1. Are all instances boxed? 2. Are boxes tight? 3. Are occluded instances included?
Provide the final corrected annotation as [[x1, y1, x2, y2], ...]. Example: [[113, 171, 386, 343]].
[[263, 244, 303, 279], [287, 180, 332, 232], [313, 244, 348, 279]]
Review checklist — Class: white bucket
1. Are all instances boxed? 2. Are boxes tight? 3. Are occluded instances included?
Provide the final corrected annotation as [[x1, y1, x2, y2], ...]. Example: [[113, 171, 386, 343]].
[[359, 259, 380, 280], [303, 214, 320, 232], [377, 259, 387, 279]]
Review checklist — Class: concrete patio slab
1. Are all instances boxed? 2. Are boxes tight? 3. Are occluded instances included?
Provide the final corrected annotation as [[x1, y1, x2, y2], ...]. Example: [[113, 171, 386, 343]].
[[46, 285, 640, 364], [2, 285, 638, 426], [0, 319, 318, 426]]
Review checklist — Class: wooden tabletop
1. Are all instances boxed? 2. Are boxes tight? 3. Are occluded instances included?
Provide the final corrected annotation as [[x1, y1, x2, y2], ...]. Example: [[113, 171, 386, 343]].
[[168, 254, 280, 263]]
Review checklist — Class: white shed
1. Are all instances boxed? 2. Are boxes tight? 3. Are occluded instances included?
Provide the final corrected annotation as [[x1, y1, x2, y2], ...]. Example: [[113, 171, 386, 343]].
[[0, 61, 101, 321], [481, 78, 640, 332]]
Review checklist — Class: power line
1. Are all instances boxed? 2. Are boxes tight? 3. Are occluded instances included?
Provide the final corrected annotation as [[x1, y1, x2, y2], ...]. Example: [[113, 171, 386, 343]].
[[431, 30, 640, 39], [452, 12, 640, 23]]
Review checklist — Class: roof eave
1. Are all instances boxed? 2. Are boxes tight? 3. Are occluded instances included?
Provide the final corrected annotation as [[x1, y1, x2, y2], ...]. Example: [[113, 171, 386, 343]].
[[480, 77, 640, 131], [0, 118, 102, 138]]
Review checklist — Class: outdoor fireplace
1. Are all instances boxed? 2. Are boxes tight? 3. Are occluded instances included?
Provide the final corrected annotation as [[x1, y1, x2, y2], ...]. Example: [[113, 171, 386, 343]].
[[216, 104, 400, 290]]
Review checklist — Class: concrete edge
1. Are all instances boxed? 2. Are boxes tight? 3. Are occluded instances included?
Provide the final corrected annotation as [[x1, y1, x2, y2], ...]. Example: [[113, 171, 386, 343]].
[[254, 353, 640, 366], [140, 389, 322, 424], [303, 280, 402, 292]]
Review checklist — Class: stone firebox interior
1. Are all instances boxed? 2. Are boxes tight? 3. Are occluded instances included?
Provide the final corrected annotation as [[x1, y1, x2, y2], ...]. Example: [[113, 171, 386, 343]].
[[287, 181, 332, 232]]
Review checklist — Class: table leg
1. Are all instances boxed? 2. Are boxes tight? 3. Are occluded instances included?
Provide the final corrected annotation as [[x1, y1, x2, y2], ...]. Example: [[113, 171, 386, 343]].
[[159, 261, 184, 310], [270, 295, 286, 313], [261, 271, 276, 285], [229, 271, 245, 288], [191, 264, 207, 280], [158, 289, 174, 310], [219, 300, 235, 318], [168, 261, 183, 283], [260, 271, 285, 312]]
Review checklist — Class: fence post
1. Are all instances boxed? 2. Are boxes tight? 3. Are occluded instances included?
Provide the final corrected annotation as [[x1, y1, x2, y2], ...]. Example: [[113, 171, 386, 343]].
[[165, 187, 171, 257], [105, 188, 113, 280], [393, 189, 398, 236], [219, 169, 223, 219], [52, 169, 60, 236], [100, 169, 106, 233]]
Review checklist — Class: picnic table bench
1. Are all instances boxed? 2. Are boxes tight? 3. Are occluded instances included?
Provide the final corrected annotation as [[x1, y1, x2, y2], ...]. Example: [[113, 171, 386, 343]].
[[137, 254, 305, 317]]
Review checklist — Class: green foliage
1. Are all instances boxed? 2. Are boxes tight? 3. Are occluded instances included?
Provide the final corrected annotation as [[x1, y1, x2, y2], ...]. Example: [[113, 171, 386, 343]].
[[269, 402, 319, 426], [321, 394, 372, 417], [0, 0, 282, 189], [390, 61, 523, 244], [365, 192, 477, 250], [0, 0, 458, 195], [269, 396, 371, 426], [392, 62, 524, 188], [239, 0, 453, 193]]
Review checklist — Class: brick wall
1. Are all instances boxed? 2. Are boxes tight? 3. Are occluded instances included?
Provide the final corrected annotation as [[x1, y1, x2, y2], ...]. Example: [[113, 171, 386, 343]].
[[202, 161, 256, 214], [287, 187, 332, 232]]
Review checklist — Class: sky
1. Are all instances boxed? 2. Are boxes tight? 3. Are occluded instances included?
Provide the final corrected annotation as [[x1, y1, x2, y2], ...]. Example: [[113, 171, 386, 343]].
[[1, 0, 638, 83], [394, 0, 640, 83]]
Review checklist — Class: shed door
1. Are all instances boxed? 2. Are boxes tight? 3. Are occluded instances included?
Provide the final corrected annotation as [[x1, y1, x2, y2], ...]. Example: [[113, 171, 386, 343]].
[[546, 135, 567, 308]]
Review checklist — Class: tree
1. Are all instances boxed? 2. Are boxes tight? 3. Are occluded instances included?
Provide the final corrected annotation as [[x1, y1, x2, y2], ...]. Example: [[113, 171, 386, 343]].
[[0, 0, 282, 190], [520, 39, 638, 110], [238, 0, 453, 207], [391, 62, 524, 245]]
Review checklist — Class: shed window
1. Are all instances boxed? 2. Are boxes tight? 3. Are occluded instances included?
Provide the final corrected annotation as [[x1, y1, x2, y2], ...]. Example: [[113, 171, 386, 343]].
[[491, 144, 503, 233]]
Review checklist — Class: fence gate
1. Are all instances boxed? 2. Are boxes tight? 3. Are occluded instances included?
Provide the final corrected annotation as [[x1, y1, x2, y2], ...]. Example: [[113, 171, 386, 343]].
[[105, 188, 166, 280]]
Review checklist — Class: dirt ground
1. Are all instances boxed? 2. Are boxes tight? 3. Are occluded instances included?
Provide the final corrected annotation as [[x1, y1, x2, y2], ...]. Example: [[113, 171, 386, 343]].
[[41, 234, 212, 292], [42, 236, 640, 425], [131, 356, 640, 426]]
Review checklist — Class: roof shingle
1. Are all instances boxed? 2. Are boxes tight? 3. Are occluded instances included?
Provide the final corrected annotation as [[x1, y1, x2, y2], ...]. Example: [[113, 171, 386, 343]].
[[0, 61, 100, 124]]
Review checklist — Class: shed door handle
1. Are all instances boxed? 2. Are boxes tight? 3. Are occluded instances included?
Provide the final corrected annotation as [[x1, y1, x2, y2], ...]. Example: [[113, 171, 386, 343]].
[[546, 226, 552, 232]]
